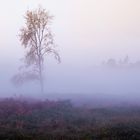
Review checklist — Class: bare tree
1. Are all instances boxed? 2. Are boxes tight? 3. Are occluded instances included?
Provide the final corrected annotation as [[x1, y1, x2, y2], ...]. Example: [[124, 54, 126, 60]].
[[12, 6, 60, 93]]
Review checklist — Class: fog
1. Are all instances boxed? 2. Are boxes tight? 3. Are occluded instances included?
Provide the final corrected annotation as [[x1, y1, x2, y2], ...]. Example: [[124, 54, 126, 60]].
[[0, 0, 140, 106]]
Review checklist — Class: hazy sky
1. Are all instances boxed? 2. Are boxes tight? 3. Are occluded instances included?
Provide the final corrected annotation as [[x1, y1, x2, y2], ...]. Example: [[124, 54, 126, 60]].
[[0, 0, 140, 96]]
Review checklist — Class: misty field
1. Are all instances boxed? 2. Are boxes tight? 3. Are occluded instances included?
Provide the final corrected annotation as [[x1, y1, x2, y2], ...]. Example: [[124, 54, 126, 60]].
[[0, 98, 139, 140]]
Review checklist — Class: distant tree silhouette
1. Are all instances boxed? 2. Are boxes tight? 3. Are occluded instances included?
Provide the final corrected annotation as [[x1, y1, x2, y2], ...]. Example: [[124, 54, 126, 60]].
[[123, 55, 129, 64], [106, 58, 116, 67], [102, 55, 140, 69], [12, 6, 60, 93]]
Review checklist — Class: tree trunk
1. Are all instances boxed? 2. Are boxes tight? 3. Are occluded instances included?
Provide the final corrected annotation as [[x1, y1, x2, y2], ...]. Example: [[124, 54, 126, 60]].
[[39, 68, 44, 94], [40, 73, 44, 94], [39, 56, 44, 94]]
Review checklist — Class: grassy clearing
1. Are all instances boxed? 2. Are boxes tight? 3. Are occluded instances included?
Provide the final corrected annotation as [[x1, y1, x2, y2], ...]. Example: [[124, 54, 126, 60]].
[[0, 98, 140, 140]]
